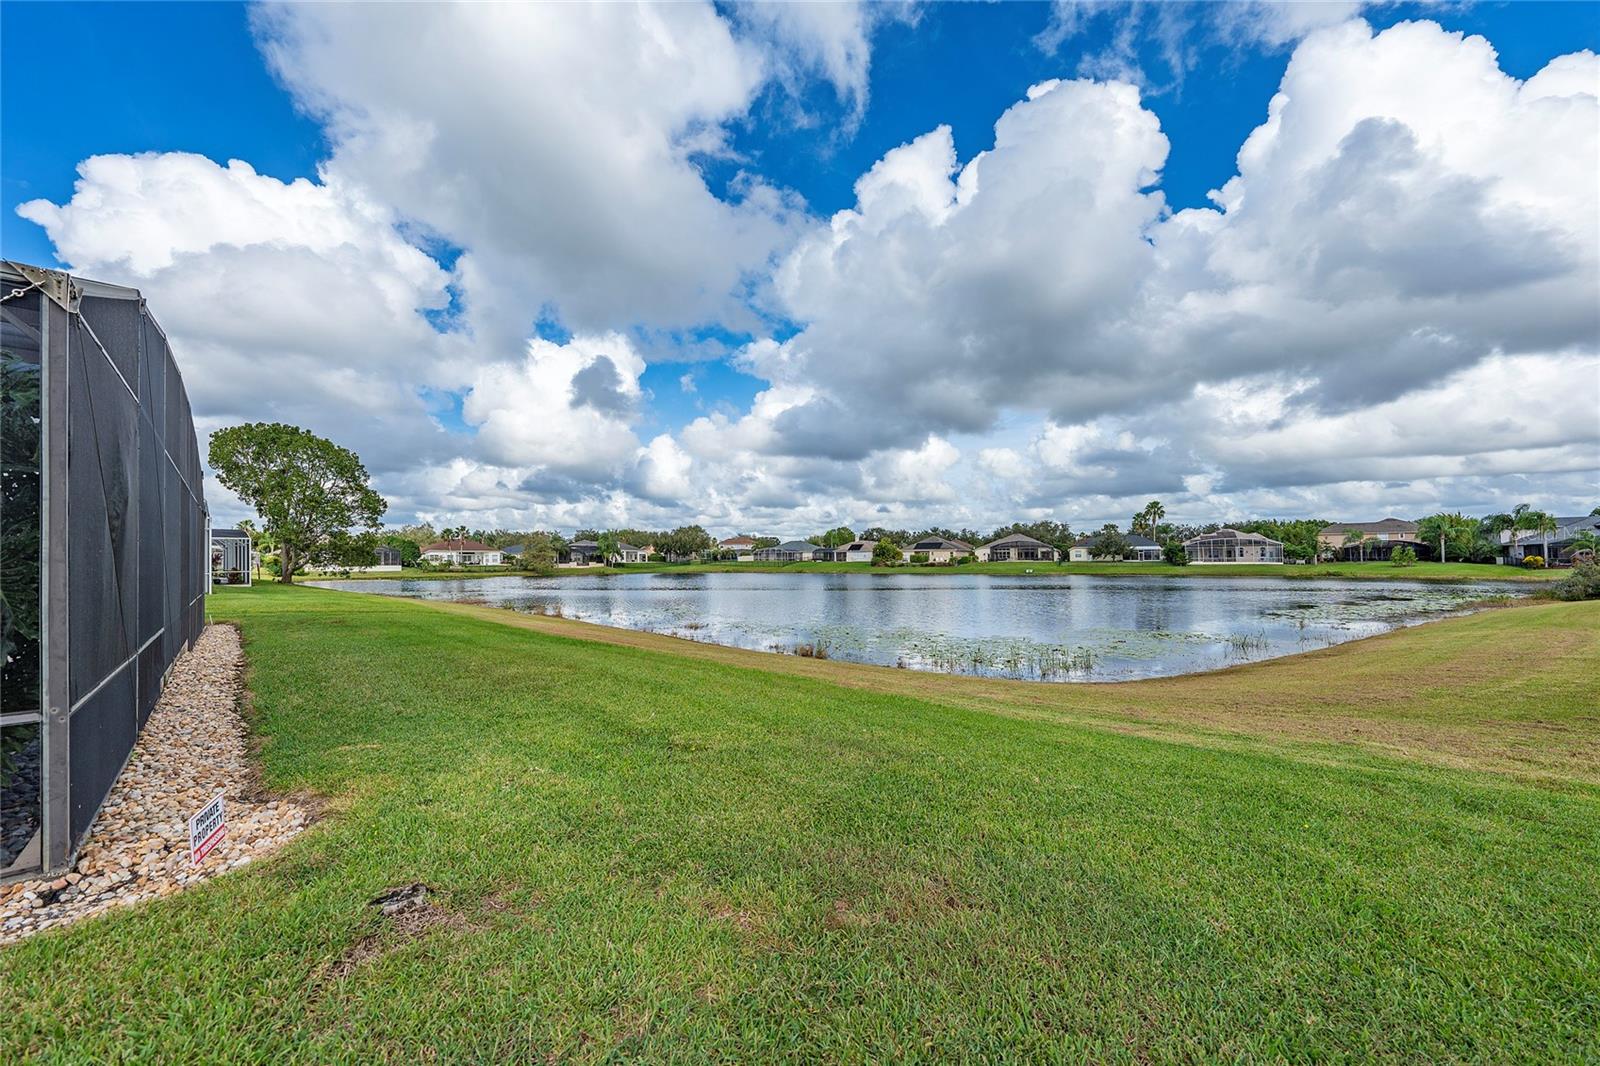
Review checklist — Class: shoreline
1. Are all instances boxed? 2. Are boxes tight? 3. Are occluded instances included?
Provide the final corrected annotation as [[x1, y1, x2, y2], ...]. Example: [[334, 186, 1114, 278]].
[[296, 558, 1563, 585]]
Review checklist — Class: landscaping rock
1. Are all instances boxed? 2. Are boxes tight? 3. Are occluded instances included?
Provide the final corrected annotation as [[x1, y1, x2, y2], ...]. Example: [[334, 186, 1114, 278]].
[[0, 625, 311, 946]]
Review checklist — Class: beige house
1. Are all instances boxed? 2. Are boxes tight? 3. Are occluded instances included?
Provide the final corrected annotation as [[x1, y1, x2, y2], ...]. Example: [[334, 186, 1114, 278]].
[[1317, 518, 1425, 561], [718, 535, 759, 561], [903, 536, 974, 563], [976, 533, 1059, 563]]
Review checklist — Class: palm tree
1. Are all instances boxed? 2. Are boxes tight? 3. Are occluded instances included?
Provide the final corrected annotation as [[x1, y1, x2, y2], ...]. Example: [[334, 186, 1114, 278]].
[[1535, 511, 1559, 562], [1343, 529, 1366, 562], [1507, 504, 1534, 562], [1418, 512, 1473, 564], [1133, 500, 1166, 540]]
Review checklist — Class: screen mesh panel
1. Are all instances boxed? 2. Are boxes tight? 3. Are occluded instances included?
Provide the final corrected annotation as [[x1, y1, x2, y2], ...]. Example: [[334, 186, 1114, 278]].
[[67, 320, 139, 704], [68, 663, 138, 845], [1, 268, 207, 876], [1, 287, 44, 874]]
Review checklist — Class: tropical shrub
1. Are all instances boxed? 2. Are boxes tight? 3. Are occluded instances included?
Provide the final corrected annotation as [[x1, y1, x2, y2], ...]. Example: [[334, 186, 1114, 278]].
[[1552, 561, 1600, 601], [1089, 527, 1128, 560], [871, 540, 904, 567], [909, 552, 930, 565], [1163, 543, 1189, 566], [1522, 555, 1546, 569], [955, 555, 974, 565], [1391, 546, 1418, 567]]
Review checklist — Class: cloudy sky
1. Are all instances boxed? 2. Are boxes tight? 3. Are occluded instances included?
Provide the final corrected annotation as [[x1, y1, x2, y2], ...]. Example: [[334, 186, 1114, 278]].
[[4, 1, 1596, 535]]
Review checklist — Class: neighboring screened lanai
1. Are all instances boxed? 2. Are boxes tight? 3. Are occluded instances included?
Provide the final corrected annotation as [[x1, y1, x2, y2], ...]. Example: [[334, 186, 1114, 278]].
[[1182, 528, 1285, 564], [211, 527, 253, 586], [1, 262, 208, 880]]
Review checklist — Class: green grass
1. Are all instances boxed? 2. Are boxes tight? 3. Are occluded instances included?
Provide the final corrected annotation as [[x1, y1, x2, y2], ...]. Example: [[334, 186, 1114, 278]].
[[4, 586, 1597, 1062], [308, 559, 1563, 583]]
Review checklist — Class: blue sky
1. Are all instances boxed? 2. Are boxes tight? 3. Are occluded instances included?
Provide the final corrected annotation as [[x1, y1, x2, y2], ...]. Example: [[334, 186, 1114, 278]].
[[3, 2, 1596, 532], [9, 2, 1590, 265]]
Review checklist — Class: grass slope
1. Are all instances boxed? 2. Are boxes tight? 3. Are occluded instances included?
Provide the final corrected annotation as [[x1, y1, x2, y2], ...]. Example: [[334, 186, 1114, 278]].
[[4, 587, 1596, 1063], [313, 559, 1563, 583]]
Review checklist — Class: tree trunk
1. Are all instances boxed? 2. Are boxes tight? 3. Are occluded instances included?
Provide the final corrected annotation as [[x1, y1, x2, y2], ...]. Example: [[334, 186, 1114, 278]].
[[279, 543, 296, 584], [1440, 534, 1446, 564]]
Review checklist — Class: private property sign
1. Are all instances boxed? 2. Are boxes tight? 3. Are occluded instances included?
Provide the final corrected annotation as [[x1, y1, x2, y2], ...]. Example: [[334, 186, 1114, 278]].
[[189, 792, 227, 865]]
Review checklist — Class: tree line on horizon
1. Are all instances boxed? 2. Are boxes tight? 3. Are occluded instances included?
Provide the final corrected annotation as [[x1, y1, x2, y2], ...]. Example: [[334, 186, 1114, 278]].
[[206, 422, 1594, 582]]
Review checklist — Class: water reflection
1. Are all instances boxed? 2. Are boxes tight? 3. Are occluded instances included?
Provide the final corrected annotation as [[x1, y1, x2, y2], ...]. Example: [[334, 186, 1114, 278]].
[[313, 572, 1510, 682]]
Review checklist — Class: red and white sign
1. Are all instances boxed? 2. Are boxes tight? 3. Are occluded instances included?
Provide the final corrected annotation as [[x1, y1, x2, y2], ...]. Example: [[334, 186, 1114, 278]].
[[189, 792, 227, 865]]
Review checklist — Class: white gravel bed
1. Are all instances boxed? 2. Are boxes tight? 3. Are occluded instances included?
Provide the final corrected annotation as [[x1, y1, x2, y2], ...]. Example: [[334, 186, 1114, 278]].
[[0, 624, 311, 945]]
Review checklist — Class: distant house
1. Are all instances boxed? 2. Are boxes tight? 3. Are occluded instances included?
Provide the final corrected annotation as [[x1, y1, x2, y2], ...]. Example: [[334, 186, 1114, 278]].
[[1499, 514, 1600, 563], [338, 543, 403, 573], [210, 527, 253, 585], [902, 536, 973, 563], [1124, 534, 1163, 561], [815, 539, 878, 563], [1183, 528, 1284, 564], [717, 536, 758, 561], [753, 540, 819, 562], [1317, 518, 1426, 561], [976, 533, 1059, 563], [562, 539, 647, 565], [1067, 533, 1162, 562], [421, 538, 504, 566], [500, 544, 523, 560]]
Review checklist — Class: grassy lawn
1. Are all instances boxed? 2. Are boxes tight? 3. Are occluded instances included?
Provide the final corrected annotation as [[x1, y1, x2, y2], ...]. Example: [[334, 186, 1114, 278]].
[[311, 559, 1564, 583], [4, 586, 1597, 1062]]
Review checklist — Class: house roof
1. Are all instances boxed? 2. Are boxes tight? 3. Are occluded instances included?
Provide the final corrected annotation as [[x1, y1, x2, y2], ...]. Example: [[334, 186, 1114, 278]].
[[980, 533, 1053, 550], [1071, 533, 1160, 548], [210, 527, 250, 540], [767, 540, 820, 552], [617, 542, 643, 552], [840, 540, 878, 551], [1183, 528, 1283, 546], [910, 537, 973, 551], [720, 536, 758, 546], [500, 544, 524, 555], [423, 538, 495, 552], [569, 540, 599, 550], [1318, 518, 1417, 536]]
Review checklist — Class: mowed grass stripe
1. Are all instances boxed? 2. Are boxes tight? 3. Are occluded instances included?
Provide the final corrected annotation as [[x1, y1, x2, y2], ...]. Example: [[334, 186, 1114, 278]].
[[3, 585, 1596, 1063]]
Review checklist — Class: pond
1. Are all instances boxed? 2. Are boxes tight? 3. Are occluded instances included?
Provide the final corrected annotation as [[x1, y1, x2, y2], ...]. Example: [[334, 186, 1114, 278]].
[[311, 572, 1514, 681], [311, 571, 1514, 682]]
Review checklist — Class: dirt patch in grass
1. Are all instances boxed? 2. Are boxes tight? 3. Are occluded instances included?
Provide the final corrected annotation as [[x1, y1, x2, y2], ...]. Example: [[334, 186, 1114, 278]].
[[320, 886, 480, 986]]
